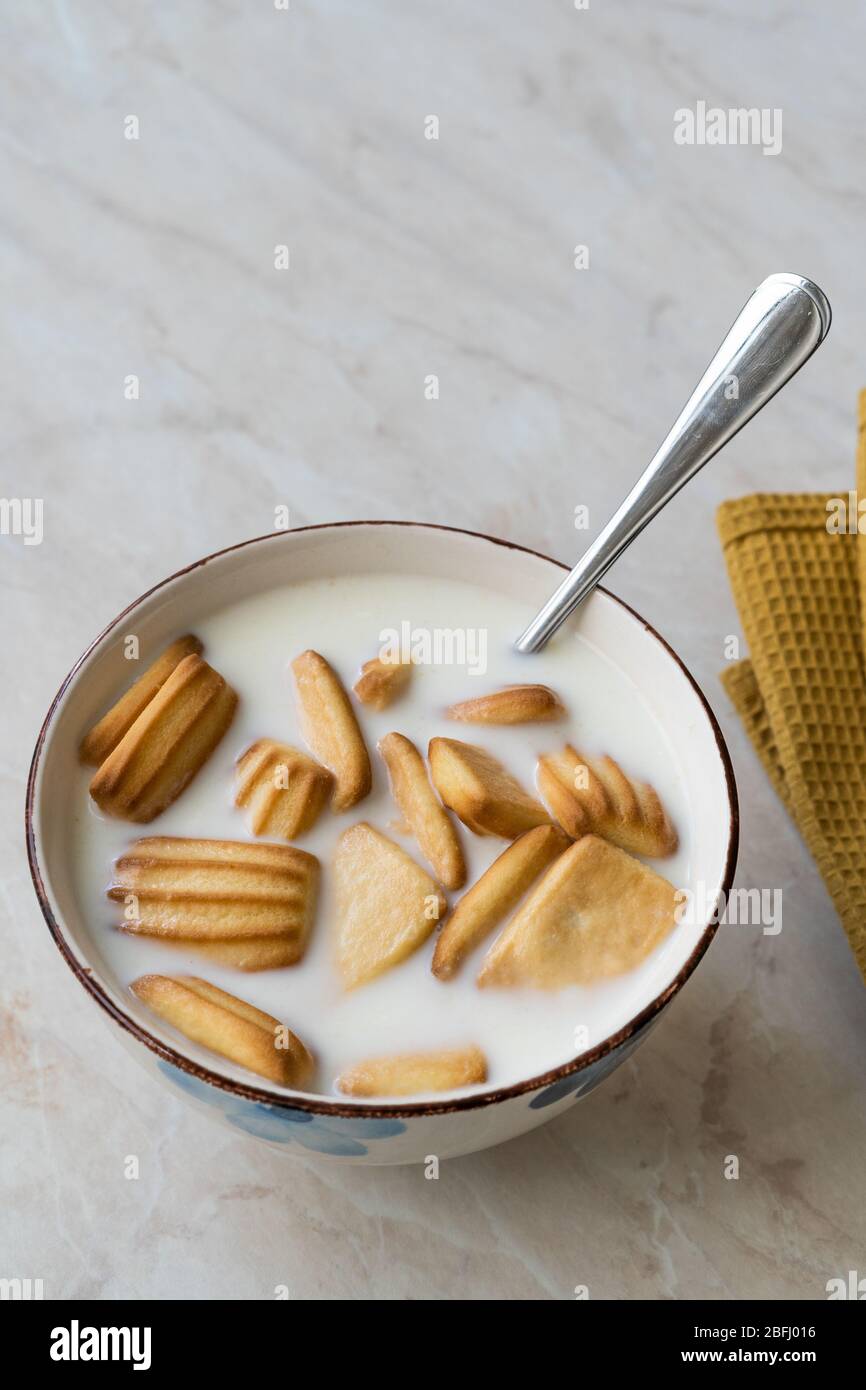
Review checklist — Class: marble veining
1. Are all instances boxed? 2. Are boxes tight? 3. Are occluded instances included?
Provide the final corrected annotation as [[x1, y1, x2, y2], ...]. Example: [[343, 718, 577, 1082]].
[[2, 0, 865, 1299]]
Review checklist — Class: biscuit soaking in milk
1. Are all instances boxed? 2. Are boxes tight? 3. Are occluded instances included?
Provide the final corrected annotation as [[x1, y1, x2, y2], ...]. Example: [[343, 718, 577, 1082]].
[[71, 573, 692, 1100]]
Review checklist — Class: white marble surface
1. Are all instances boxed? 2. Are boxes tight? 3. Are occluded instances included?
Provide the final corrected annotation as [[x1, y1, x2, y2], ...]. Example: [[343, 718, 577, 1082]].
[[3, 1, 865, 1300]]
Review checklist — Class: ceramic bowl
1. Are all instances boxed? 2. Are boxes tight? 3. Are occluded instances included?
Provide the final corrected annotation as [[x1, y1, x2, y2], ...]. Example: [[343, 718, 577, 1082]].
[[27, 523, 737, 1164]]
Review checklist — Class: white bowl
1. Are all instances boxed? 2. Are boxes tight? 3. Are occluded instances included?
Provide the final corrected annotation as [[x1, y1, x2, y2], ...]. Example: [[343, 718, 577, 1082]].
[[27, 523, 737, 1164]]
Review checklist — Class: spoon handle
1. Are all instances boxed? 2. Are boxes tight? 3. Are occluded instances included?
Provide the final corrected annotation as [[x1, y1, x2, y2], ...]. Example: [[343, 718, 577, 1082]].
[[515, 273, 831, 654]]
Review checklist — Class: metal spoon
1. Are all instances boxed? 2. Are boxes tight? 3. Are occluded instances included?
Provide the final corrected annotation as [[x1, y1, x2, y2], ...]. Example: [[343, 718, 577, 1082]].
[[514, 273, 831, 654]]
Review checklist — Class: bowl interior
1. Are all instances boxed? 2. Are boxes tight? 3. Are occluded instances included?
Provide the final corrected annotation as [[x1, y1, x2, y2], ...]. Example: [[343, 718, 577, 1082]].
[[29, 523, 736, 1112]]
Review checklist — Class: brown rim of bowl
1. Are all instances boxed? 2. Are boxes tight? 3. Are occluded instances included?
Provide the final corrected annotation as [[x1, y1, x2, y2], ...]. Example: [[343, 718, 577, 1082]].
[[25, 521, 739, 1119]]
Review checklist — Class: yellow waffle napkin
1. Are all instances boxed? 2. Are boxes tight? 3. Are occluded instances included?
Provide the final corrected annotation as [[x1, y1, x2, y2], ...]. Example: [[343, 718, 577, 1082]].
[[717, 398, 866, 983]]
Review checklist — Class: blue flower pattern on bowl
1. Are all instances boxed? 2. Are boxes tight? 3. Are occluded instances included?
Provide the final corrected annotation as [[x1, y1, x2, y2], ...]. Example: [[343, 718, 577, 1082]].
[[529, 1069, 597, 1109], [157, 1061, 406, 1156], [159, 1024, 652, 1150], [528, 1027, 650, 1108]]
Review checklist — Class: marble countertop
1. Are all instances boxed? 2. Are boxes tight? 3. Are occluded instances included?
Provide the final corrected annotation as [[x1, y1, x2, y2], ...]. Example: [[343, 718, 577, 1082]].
[[3, 1, 865, 1299]]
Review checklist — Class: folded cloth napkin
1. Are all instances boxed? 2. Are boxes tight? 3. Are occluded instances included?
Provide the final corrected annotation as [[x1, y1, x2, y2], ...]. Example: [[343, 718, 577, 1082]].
[[717, 396, 866, 984]]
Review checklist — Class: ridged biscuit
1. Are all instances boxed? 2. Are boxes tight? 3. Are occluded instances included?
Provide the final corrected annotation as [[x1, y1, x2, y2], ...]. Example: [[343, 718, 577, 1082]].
[[89, 654, 237, 822], [537, 745, 677, 857], [235, 739, 333, 840], [110, 837, 319, 969], [80, 634, 203, 766], [163, 936, 306, 972], [131, 974, 314, 1086]]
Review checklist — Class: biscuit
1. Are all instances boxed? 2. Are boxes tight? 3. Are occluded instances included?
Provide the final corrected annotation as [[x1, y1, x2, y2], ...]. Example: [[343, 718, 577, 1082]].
[[537, 745, 677, 857], [446, 684, 565, 725], [79, 634, 203, 766], [89, 654, 237, 822], [432, 823, 570, 979], [337, 1044, 487, 1096], [235, 739, 333, 840], [131, 974, 314, 1086], [428, 736, 553, 839], [334, 822, 446, 989], [379, 732, 466, 889], [110, 836, 319, 962], [478, 834, 680, 989], [291, 650, 372, 811], [153, 935, 306, 972], [354, 656, 412, 710]]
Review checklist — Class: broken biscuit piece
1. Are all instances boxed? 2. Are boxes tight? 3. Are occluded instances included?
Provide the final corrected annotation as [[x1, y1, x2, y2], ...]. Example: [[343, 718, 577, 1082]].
[[537, 745, 677, 857], [110, 836, 319, 964], [131, 974, 314, 1087], [80, 634, 204, 766], [89, 654, 237, 822], [337, 1044, 487, 1097], [447, 684, 565, 725], [478, 834, 680, 989], [291, 650, 372, 811], [432, 823, 570, 979], [354, 656, 412, 711], [379, 732, 466, 890], [428, 737, 552, 839], [334, 822, 446, 990], [235, 739, 333, 840]]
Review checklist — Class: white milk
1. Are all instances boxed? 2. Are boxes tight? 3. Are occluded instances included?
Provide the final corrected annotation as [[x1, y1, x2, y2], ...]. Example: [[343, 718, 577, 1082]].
[[70, 574, 694, 1099]]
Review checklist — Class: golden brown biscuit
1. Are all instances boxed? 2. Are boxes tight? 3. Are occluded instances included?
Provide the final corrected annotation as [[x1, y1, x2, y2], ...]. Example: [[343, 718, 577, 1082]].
[[446, 684, 565, 725], [478, 834, 680, 989], [291, 650, 372, 811], [89, 654, 237, 822], [155, 935, 306, 972], [334, 822, 446, 989], [235, 739, 333, 840], [110, 836, 319, 962], [80, 635, 204, 766], [432, 823, 570, 979], [354, 656, 412, 710], [131, 974, 314, 1086], [379, 732, 466, 890], [337, 1044, 487, 1096], [537, 745, 677, 857], [428, 736, 552, 839]]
